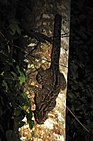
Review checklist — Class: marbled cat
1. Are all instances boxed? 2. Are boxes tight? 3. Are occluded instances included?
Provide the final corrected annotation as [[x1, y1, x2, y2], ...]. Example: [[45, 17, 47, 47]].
[[34, 14, 66, 124]]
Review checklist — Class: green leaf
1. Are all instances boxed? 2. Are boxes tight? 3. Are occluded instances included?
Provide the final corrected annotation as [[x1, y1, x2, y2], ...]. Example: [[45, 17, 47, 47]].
[[8, 19, 21, 35], [15, 108, 22, 117], [20, 92, 30, 106], [9, 24, 16, 35], [16, 25, 21, 35], [28, 120, 34, 129], [2, 80, 8, 91], [26, 112, 32, 121], [16, 65, 25, 85], [19, 73, 25, 85], [25, 112, 34, 129]]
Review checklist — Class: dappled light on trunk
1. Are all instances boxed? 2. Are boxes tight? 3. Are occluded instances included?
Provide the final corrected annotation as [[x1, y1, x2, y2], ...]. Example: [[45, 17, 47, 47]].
[[19, 0, 70, 141]]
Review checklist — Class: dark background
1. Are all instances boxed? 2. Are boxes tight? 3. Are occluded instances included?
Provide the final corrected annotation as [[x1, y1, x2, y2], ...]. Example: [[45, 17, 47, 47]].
[[67, 0, 93, 140]]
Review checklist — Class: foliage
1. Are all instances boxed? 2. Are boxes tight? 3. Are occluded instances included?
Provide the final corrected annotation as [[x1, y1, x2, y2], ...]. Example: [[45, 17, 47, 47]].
[[0, 0, 53, 140], [0, 32, 34, 140], [0, 0, 36, 140]]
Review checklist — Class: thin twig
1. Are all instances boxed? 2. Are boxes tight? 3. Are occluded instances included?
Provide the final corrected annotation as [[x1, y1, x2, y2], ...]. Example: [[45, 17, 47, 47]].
[[66, 106, 90, 133]]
